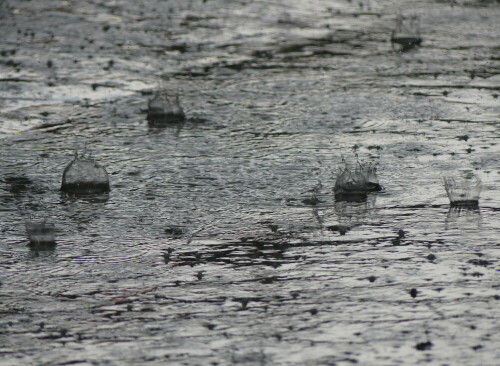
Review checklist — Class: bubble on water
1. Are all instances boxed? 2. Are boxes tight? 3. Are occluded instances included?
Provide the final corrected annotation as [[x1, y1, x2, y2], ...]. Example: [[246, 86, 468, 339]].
[[333, 157, 382, 201], [147, 91, 185, 127], [25, 218, 56, 249], [443, 174, 481, 207], [391, 14, 422, 52], [61, 148, 110, 194]]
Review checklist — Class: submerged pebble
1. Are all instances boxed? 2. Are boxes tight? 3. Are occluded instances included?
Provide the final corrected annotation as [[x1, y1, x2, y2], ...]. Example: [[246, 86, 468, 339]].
[[61, 150, 110, 194], [147, 91, 185, 126]]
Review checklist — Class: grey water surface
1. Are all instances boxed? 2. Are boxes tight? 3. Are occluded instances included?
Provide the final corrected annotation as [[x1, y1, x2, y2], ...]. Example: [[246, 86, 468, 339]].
[[1, 0, 499, 365]]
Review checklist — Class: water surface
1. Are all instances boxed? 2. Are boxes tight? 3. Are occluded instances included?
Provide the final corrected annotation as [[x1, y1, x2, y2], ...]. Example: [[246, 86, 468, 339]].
[[1, 0, 499, 365]]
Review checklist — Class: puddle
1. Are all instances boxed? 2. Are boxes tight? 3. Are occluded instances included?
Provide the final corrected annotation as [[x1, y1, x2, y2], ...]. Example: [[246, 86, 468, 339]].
[[0, 0, 499, 365]]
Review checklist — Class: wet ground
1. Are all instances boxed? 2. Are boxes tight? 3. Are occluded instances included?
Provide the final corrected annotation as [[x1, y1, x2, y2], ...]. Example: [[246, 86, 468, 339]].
[[1, 0, 499, 365]]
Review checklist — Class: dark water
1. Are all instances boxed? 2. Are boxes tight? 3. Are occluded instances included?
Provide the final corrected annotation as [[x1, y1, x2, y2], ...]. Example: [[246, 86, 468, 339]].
[[1, 0, 499, 365]]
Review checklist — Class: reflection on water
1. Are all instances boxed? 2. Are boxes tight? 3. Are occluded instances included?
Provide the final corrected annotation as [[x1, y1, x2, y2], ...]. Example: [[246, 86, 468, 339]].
[[60, 192, 110, 204], [148, 123, 183, 137], [333, 194, 377, 230], [445, 206, 482, 230], [27, 245, 57, 255]]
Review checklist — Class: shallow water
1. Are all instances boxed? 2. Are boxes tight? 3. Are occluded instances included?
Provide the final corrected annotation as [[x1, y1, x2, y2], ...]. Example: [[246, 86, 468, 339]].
[[1, 0, 499, 365]]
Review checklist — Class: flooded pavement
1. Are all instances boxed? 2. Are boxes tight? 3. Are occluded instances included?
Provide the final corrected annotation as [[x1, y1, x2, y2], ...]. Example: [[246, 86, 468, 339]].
[[1, 0, 499, 365]]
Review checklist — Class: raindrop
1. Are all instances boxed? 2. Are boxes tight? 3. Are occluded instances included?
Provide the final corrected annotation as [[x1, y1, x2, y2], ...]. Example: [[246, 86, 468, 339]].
[[25, 218, 56, 249], [391, 14, 422, 52], [443, 174, 481, 207], [147, 91, 185, 126], [333, 156, 382, 201], [61, 148, 110, 194]]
